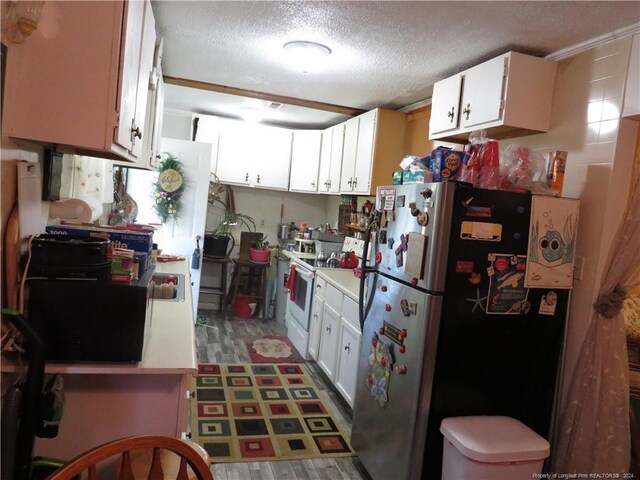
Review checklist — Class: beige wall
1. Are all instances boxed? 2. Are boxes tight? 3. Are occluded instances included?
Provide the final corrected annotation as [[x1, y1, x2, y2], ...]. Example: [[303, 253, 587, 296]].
[[499, 36, 636, 407]]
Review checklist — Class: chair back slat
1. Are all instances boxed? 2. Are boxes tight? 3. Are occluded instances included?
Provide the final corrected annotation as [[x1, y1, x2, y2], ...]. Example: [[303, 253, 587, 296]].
[[118, 451, 135, 480], [177, 458, 190, 480], [148, 447, 165, 480]]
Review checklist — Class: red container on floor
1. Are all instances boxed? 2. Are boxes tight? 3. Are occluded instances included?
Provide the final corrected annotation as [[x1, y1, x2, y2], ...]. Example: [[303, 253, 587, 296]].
[[234, 295, 256, 318]]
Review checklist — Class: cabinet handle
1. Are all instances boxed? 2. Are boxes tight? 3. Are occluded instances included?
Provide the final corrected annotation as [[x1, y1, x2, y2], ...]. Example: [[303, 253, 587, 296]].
[[256, 174, 261, 184], [344, 342, 351, 353], [131, 126, 142, 140], [189, 391, 195, 398], [347, 177, 353, 186], [462, 104, 471, 120], [313, 314, 318, 318], [353, 178, 358, 188], [311, 182, 316, 188], [245, 173, 249, 181], [447, 107, 455, 122], [327, 180, 332, 189], [326, 325, 331, 334], [316, 284, 321, 289]]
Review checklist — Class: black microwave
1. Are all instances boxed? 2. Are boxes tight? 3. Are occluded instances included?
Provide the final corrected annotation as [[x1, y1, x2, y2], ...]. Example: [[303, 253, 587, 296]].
[[25, 268, 155, 363]]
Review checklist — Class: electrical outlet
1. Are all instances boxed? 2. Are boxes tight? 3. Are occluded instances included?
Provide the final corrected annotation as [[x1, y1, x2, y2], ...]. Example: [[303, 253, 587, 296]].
[[573, 255, 585, 280], [260, 219, 265, 227]]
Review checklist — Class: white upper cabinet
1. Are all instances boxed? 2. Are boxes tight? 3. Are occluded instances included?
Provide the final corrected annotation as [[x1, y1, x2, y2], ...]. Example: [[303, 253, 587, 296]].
[[193, 114, 220, 173], [289, 130, 322, 193], [339, 117, 360, 192], [429, 52, 557, 142], [339, 108, 407, 196], [216, 118, 292, 190], [317, 124, 344, 194], [3, 1, 157, 164], [429, 74, 463, 135]]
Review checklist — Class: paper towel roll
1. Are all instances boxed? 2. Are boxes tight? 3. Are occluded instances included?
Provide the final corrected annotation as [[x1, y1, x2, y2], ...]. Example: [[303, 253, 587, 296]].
[[49, 196, 103, 223]]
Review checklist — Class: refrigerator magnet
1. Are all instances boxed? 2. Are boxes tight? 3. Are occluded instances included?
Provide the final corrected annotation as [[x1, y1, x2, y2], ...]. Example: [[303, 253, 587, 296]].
[[397, 195, 405, 207], [539, 291, 558, 315]]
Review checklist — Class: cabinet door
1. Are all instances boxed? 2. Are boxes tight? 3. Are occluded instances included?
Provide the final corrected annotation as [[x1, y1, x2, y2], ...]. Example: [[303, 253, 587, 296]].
[[317, 304, 341, 380], [339, 117, 359, 192], [335, 317, 361, 407], [289, 130, 322, 192], [328, 124, 345, 194], [352, 109, 377, 195], [253, 125, 292, 190], [194, 114, 220, 173], [216, 119, 253, 186], [317, 128, 333, 193], [115, 0, 145, 154], [130, 1, 156, 159], [429, 74, 463, 135], [459, 55, 507, 129], [308, 296, 324, 361]]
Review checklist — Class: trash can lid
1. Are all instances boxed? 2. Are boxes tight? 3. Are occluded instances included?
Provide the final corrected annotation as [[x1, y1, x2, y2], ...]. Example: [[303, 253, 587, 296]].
[[440, 416, 550, 463]]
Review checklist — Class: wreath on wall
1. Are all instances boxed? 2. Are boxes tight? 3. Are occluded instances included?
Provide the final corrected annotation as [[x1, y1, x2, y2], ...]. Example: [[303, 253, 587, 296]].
[[153, 153, 185, 224]]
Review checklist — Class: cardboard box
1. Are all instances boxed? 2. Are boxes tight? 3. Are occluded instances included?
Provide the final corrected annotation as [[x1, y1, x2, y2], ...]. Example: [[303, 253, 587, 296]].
[[402, 170, 434, 184], [46, 224, 153, 255], [430, 147, 464, 182], [392, 171, 403, 185]]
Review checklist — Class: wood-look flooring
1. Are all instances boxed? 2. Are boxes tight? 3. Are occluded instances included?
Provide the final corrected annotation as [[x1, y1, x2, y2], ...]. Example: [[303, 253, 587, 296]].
[[195, 310, 372, 480]]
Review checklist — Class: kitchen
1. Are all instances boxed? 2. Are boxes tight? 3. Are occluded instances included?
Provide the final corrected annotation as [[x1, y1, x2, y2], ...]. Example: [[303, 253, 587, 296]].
[[1, 1, 640, 479]]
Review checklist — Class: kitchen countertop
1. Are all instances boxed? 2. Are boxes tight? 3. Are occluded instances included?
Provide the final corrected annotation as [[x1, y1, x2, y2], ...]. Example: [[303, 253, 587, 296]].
[[316, 269, 361, 302], [1, 259, 198, 376]]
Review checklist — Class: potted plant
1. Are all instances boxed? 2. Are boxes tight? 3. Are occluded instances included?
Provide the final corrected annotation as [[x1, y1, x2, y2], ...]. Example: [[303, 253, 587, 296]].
[[204, 178, 256, 257], [250, 236, 270, 263]]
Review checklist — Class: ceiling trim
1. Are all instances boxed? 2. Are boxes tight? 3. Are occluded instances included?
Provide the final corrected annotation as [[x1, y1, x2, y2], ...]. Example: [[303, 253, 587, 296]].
[[399, 98, 432, 113], [547, 22, 640, 61], [163, 76, 366, 117]]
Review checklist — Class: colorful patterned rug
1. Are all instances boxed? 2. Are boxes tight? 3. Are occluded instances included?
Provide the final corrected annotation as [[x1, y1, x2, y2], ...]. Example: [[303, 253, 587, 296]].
[[244, 335, 304, 363], [191, 363, 354, 463]]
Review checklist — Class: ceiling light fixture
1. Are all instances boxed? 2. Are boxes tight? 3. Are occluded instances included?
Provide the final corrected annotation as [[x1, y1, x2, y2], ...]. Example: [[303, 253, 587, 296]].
[[238, 106, 266, 123], [283, 40, 332, 74]]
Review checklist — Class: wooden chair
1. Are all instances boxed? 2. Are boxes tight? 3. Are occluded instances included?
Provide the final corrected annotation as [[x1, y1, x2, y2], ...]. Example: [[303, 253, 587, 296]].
[[45, 435, 213, 480]]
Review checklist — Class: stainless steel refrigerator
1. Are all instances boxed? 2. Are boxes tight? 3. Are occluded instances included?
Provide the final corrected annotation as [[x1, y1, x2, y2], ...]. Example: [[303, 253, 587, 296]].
[[351, 182, 575, 480]]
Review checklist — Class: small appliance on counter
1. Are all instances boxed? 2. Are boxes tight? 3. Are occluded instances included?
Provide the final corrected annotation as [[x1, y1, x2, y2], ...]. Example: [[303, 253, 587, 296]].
[[26, 268, 155, 363], [24, 234, 155, 363]]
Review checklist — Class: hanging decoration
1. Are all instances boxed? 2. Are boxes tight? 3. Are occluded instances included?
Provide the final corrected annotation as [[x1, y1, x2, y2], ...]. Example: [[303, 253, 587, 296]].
[[152, 153, 185, 224]]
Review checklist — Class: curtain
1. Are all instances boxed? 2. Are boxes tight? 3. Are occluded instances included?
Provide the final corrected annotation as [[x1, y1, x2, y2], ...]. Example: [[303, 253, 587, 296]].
[[553, 176, 640, 473]]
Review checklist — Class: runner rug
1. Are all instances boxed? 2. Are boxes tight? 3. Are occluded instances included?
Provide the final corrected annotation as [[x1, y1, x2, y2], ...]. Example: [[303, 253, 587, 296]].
[[191, 363, 354, 463], [243, 335, 304, 363]]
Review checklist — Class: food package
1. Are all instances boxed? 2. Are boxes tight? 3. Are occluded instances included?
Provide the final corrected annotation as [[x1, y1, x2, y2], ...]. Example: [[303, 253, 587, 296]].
[[499, 144, 548, 192], [429, 146, 463, 182]]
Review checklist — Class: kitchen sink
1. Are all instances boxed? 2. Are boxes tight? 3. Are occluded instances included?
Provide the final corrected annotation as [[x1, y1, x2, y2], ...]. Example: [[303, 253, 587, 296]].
[[151, 273, 185, 302]]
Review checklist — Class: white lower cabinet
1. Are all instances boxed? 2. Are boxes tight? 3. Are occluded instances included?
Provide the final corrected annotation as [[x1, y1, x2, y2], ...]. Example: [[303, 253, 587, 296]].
[[335, 299, 361, 407], [317, 304, 341, 381], [312, 281, 362, 407]]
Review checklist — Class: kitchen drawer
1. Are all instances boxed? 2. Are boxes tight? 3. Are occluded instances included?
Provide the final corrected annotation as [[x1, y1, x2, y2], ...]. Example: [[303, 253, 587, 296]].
[[342, 296, 360, 331], [325, 283, 343, 311], [315, 277, 327, 300]]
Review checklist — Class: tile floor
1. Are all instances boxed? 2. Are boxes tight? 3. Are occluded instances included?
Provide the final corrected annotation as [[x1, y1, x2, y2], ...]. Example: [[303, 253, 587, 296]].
[[195, 310, 372, 480]]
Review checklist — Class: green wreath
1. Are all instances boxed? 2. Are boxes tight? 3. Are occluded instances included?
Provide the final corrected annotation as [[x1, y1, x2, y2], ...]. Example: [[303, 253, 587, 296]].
[[153, 153, 185, 223]]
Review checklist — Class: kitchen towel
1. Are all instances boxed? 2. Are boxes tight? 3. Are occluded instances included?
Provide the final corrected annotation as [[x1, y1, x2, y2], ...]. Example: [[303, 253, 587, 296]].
[[286, 264, 297, 301]]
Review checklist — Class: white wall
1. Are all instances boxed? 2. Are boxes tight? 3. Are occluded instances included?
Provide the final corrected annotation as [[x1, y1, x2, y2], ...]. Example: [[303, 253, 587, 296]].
[[501, 36, 636, 411]]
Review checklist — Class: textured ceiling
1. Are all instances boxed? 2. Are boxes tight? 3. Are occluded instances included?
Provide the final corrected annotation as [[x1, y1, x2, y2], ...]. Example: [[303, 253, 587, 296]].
[[152, 1, 640, 128]]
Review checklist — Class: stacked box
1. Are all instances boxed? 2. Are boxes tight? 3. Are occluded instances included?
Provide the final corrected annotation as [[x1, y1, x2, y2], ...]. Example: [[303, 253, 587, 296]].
[[45, 224, 153, 256]]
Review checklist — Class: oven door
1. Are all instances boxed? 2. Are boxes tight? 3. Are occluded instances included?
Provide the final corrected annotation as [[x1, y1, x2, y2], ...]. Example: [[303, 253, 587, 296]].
[[286, 266, 314, 332]]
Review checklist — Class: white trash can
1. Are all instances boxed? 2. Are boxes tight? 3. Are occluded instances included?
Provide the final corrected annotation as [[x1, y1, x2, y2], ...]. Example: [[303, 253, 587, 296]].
[[440, 416, 550, 480]]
